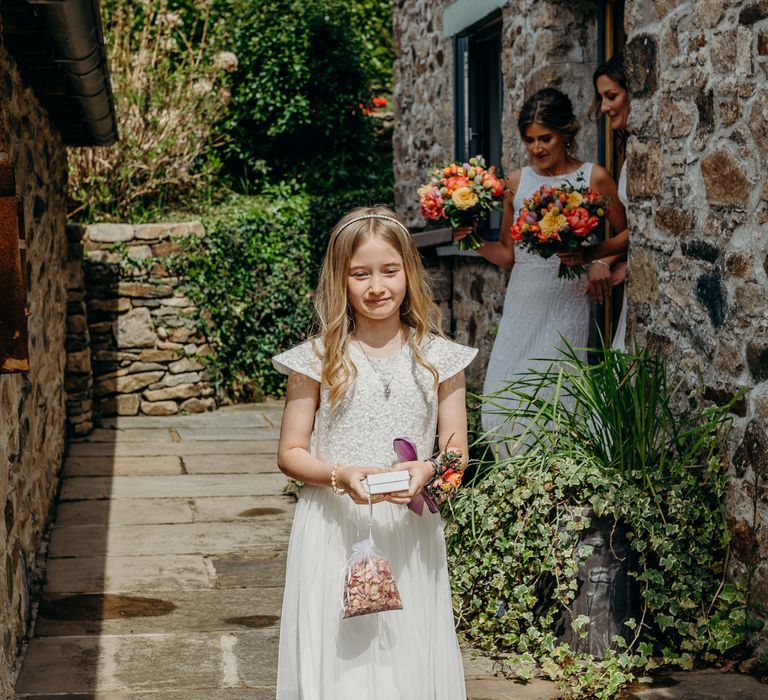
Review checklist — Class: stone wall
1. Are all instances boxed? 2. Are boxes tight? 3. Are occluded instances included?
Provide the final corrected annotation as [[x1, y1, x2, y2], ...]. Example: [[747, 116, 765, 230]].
[[64, 225, 94, 436], [74, 222, 216, 418], [0, 50, 69, 696], [394, 0, 601, 370], [625, 0, 768, 626]]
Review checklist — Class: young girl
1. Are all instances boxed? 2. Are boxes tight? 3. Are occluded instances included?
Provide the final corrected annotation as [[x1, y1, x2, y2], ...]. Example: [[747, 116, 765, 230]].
[[272, 205, 476, 699]]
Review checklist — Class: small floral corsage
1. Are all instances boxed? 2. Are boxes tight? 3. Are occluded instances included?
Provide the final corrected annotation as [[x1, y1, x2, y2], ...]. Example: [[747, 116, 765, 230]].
[[426, 445, 465, 504]]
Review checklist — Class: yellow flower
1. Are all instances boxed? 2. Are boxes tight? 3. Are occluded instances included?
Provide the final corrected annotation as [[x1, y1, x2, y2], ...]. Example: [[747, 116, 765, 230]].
[[566, 191, 584, 210], [539, 209, 567, 238], [451, 187, 479, 210]]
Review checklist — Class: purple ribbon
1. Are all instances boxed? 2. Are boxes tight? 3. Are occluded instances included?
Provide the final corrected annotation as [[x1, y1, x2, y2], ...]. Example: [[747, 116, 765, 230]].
[[393, 437, 438, 516]]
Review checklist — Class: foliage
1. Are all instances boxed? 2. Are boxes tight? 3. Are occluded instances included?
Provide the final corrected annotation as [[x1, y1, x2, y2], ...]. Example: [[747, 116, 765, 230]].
[[68, 0, 232, 222], [216, 0, 392, 192], [447, 345, 746, 699], [168, 191, 314, 400]]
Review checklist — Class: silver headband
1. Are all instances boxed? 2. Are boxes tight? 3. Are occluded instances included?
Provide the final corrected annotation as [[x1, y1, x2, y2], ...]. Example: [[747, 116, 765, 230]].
[[337, 214, 410, 236]]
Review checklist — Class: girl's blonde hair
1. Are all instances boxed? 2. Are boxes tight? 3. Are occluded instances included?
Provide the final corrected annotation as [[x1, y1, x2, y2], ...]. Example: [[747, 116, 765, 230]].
[[313, 205, 443, 408]]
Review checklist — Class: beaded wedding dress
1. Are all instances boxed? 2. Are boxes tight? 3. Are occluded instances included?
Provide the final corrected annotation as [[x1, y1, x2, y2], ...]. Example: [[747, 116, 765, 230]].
[[272, 333, 476, 700], [481, 163, 593, 440]]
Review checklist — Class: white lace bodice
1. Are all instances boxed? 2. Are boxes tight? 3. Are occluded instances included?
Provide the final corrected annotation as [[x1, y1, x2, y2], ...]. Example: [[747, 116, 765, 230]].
[[273, 334, 477, 467]]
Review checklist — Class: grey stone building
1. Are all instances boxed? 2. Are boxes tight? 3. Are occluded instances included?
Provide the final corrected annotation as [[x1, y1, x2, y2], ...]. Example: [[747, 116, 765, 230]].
[[0, 0, 117, 693], [394, 0, 767, 630]]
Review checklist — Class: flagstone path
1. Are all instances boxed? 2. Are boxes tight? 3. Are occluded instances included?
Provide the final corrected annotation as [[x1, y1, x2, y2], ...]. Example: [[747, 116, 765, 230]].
[[12, 405, 768, 699]]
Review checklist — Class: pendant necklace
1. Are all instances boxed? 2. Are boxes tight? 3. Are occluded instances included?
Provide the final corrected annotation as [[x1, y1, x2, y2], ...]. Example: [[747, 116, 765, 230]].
[[355, 337, 401, 399]]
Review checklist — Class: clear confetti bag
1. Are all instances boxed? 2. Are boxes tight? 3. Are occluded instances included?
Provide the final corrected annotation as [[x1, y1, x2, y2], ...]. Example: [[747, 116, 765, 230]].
[[341, 494, 403, 619]]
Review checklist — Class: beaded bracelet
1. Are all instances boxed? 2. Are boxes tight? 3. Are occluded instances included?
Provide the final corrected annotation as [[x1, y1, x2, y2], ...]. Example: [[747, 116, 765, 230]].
[[331, 463, 346, 495]]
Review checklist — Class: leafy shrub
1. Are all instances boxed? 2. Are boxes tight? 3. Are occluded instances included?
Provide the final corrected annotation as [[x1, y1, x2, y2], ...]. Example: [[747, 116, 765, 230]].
[[68, 0, 232, 222], [447, 345, 745, 699], [218, 0, 390, 190], [169, 190, 314, 400]]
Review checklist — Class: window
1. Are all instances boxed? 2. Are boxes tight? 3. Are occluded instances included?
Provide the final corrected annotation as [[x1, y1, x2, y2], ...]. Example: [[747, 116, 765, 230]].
[[454, 14, 503, 241]]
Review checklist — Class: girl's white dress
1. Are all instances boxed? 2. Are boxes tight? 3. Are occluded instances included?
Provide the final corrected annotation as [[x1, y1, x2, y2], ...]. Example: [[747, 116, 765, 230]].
[[272, 334, 476, 700], [481, 163, 593, 438]]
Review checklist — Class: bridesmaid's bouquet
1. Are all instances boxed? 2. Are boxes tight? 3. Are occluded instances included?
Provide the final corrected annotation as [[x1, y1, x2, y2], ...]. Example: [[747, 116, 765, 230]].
[[417, 155, 505, 251], [511, 178, 609, 279]]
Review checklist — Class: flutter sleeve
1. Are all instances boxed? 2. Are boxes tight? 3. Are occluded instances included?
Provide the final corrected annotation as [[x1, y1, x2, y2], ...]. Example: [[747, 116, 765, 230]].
[[272, 340, 322, 383], [425, 335, 478, 383]]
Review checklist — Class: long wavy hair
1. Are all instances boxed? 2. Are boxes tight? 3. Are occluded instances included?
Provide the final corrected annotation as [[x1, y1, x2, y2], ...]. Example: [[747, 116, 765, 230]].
[[518, 87, 581, 160], [313, 205, 443, 409], [589, 54, 628, 123]]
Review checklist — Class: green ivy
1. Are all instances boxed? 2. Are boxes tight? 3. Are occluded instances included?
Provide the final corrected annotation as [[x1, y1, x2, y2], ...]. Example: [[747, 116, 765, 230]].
[[168, 190, 314, 400], [447, 346, 748, 699]]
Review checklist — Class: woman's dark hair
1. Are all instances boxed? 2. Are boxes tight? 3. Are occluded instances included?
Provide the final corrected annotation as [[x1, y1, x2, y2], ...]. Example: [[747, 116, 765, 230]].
[[589, 54, 628, 121], [517, 87, 580, 158]]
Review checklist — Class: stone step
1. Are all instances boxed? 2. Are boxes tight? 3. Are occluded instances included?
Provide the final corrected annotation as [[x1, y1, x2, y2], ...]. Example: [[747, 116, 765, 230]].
[[14, 630, 278, 694], [35, 587, 284, 637], [54, 496, 293, 527], [64, 456, 183, 477], [60, 473, 287, 501], [49, 520, 288, 558], [44, 555, 213, 594], [68, 441, 278, 458]]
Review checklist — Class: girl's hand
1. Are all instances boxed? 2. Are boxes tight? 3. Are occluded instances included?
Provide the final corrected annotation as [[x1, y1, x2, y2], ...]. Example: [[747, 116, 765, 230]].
[[587, 260, 612, 304], [385, 461, 435, 505], [557, 248, 587, 267], [336, 466, 388, 505]]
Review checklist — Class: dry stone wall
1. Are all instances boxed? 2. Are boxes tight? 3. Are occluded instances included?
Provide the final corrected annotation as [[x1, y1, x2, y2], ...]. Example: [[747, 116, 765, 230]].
[[625, 0, 768, 622], [0, 50, 68, 696], [75, 222, 216, 418]]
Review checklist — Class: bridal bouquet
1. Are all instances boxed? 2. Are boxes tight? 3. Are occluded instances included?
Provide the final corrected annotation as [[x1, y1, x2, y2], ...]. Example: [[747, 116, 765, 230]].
[[511, 178, 609, 279], [418, 155, 505, 251]]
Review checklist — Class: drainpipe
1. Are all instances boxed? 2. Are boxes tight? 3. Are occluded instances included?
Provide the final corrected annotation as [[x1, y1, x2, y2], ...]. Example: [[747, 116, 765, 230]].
[[26, 0, 117, 145]]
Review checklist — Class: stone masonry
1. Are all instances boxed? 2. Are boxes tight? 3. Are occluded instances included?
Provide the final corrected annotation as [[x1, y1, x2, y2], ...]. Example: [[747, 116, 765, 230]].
[[0, 49, 69, 698], [624, 0, 768, 623], [70, 222, 217, 420]]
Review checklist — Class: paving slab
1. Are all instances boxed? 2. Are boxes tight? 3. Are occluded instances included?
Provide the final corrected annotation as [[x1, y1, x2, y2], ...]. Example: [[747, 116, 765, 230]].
[[73, 429, 176, 444], [53, 498, 196, 527], [183, 454, 280, 475], [100, 410, 276, 430], [49, 521, 287, 558], [192, 495, 294, 523], [16, 691, 275, 700], [622, 670, 768, 698], [63, 456, 183, 477], [68, 441, 278, 458], [174, 427, 280, 442], [44, 555, 213, 594], [209, 552, 288, 589], [60, 473, 287, 500], [465, 678, 560, 699], [14, 630, 279, 694], [36, 587, 284, 637]]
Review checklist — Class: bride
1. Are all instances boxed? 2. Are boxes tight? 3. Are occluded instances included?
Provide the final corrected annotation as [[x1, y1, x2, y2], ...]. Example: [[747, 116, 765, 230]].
[[456, 87, 627, 444]]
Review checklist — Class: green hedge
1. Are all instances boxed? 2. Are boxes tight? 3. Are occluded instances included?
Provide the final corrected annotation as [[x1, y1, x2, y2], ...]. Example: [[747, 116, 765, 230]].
[[170, 190, 315, 400]]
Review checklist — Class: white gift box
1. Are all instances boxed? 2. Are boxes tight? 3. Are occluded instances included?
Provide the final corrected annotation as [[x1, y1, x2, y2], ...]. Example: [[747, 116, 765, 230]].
[[365, 470, 411, 495]]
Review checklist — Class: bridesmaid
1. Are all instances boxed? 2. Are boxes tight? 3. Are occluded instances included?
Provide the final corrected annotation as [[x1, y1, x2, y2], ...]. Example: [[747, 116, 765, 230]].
[[456, 87, 626, 443], [558, 55, 631, 350]]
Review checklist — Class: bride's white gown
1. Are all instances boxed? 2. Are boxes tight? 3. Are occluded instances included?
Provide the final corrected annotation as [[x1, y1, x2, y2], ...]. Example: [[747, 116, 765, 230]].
[[481, 163, 593, 439], [273, 334, 476, 700]]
